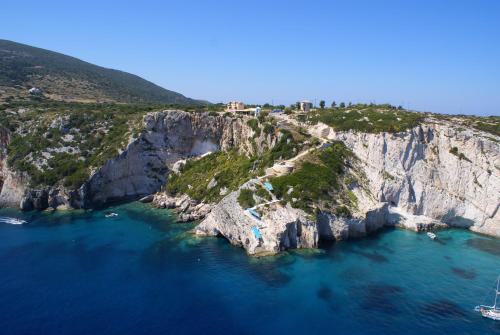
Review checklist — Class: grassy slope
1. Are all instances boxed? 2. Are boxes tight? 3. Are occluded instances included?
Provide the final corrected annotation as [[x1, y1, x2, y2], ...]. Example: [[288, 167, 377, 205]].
[[308, 104, 424, 133], [307, 104, 499, 137], [270, 141, 356, 215], [0, 39, 201, 104], [166, 150, 255, 203]]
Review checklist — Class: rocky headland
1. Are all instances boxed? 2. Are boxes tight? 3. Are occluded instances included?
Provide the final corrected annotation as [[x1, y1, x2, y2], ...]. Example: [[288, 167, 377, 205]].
[[1, 106, 498, 256]]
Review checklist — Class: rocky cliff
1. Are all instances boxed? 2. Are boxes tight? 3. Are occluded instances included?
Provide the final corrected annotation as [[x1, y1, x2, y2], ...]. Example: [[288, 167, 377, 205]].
[[83, 110, 277, 207], [310, 119, 500, 237], [193, 116, 499, 256], [3, 110, 278, 210], [0, 127, 28, 207]]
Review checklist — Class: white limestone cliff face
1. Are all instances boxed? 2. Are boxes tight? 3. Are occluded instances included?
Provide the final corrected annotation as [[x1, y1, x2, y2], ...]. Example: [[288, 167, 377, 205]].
[[1, 110, 279, 210], [194, 117, 498, 256], [310, 119, 500, 237], [0, 127, 27, 207], [316, 205, 388, 240], [83, 110, 278, 207]]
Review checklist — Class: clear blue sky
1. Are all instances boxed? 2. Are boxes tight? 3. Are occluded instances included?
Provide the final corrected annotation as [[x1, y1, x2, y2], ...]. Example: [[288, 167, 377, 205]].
[[1, 0, 499, 115]]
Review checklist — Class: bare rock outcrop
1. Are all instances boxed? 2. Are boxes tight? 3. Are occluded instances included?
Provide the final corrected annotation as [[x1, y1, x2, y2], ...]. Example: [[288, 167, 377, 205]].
[[152, 192, 212, 222], [0, 127, 28, 208], [195, 184, 318, 256], [310, 120, 500, 237]]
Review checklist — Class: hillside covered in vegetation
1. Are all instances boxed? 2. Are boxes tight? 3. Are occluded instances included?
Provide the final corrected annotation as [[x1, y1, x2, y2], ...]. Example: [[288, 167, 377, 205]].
[[0, 101, 157, 188], [0, 39, 202, 104]]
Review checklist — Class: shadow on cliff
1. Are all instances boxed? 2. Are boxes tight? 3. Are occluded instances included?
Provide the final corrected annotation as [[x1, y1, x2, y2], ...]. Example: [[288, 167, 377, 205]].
[[441, 210, 475, 229]]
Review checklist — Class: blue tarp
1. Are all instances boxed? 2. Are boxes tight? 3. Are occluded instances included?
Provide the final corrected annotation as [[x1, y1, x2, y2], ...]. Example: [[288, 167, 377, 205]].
[[251, 227, 262, 239], [246, 208, 261, 219], [263, 182, 274, 191]]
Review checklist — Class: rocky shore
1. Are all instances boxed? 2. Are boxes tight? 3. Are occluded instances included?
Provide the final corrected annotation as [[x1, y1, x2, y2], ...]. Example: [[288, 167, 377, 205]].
[[152, 192, 212, 222], [192, 183, 447, 256], [1, 109, 499, 256]]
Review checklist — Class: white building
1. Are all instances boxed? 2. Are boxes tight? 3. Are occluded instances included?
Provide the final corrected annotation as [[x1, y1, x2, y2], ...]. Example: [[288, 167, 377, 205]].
[[254, 106, 261, 117], [299, 100, 313, 112], [28, 87, 42, 96], [226, 101, 245, 112]]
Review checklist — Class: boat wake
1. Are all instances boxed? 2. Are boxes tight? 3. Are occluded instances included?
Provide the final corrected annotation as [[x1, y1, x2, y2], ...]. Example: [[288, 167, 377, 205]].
[[0, 216, 27, 225]]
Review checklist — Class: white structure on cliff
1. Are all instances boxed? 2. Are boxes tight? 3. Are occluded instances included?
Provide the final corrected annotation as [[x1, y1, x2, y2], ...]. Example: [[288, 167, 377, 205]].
[[299, 100, 313, 112], [254, 106, 261, 117], [28, 87, 42, 96], [226, 101, 245, 112]]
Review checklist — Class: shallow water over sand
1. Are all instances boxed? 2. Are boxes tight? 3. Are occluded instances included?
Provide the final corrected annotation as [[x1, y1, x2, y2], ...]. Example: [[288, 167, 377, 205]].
[[0, 202, 499, 335]]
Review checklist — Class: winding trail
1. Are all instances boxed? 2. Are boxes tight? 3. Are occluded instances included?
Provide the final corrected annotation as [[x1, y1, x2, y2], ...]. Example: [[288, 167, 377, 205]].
[[248, 114, 328, 214]]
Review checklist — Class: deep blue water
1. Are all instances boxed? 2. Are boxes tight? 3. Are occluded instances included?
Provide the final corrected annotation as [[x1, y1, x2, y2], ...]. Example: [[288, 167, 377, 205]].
[[0, 202, 499, 335]]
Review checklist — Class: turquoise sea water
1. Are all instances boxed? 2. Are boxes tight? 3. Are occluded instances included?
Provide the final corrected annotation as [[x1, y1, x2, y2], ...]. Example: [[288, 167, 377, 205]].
[[0, 202, 499, 335]]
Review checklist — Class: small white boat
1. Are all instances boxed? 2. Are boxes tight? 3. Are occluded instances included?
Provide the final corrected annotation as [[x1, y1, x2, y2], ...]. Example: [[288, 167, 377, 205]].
[[105, 212, 118, 218], [427, 232, 437, 240], [475, 276, 500, 321]]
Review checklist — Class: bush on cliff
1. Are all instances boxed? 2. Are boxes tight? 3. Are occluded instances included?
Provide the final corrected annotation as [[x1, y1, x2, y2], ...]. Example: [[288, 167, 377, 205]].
[[308, 104, 423, 133], [270, 141, 353, 214], [3, 101, 152, 188], [237, 189, 255, 208], [166, 150, 255, 203], [246, 119, 261, 136]]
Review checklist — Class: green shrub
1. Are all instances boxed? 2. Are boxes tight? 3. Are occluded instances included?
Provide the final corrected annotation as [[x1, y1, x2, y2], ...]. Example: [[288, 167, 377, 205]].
[[238, 189, 255, 208], [263, 123, 275, 135], [308, 105, 423, 133], [334, 205, 352, 217], [255, 185, 272, 201], [270, 141, 352, 213], [246, 118, 261, 136], [473, 120, 500, 136], [258, 110, 269, 123], [166, 150, 254, 203], [449, 146, 472, 162]]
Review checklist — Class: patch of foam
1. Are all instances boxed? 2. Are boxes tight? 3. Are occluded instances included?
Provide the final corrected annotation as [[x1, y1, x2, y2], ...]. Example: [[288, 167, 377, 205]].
[[0, 217, 27, 225]]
